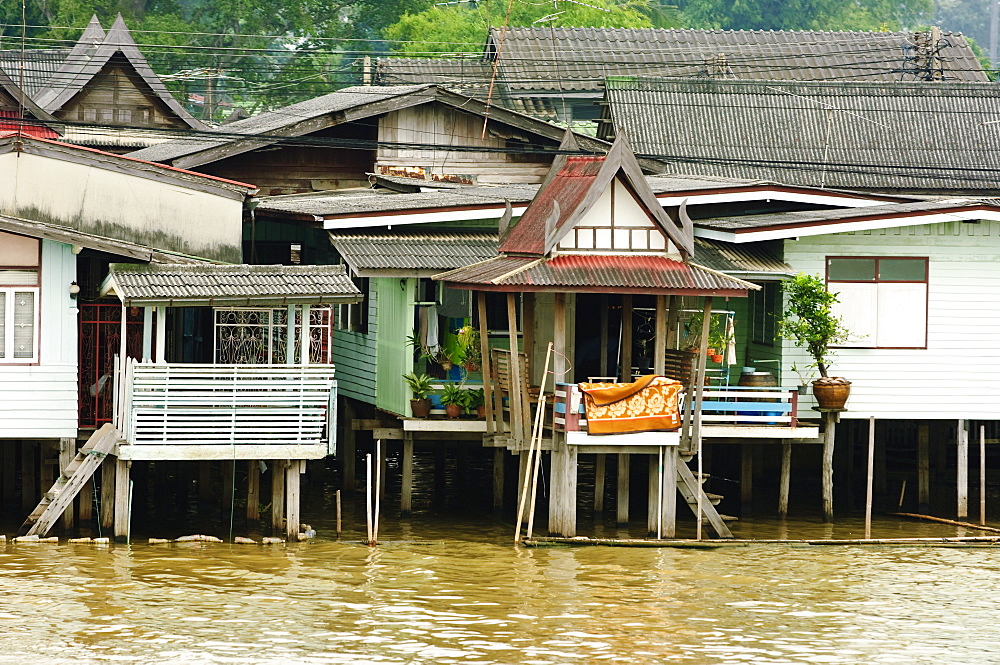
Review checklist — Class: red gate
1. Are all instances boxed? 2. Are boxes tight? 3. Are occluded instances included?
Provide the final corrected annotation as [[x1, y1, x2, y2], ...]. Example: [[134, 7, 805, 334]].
[[78, 303, 144, 429]]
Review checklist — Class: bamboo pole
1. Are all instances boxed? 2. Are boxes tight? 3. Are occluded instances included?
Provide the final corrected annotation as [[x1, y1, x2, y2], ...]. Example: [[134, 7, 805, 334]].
[[694, 297, 713, 540], [365, 453, 373, 546], [526, 344, 554, 540], [892, 512, 1000, 534], [865, 416, 875, 540], [374, 440, 382, 545], [981, 425, 987, 527], [514, 342, 553, 543]]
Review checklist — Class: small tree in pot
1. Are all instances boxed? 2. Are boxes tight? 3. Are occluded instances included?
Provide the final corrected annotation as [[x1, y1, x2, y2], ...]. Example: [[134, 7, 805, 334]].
[[778, 273, 852, 409], [403, 372, 434, 418]]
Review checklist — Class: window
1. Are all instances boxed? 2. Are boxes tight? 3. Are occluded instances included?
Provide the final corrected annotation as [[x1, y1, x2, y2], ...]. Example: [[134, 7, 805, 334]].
[[0, 232, 40, 364], [214, 306, 334, 364], [749, 282, 779, 346], [826, 256, 928, 349], [336, 276, 369, 334]]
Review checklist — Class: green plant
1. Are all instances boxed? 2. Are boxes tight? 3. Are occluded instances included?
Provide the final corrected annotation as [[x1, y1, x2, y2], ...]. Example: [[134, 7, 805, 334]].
[[455, 324, 481, 368], [406, 334, 458, 368], [778, 274, 851, 378], [790, 362, 817, 385], [684, 311, 726, 350], [402, 372, 434, 400], [466, 387, 485, 409]]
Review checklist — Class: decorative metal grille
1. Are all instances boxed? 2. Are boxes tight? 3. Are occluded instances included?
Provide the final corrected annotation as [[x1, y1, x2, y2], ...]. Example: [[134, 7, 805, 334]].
[[214, 307, 333, 365]]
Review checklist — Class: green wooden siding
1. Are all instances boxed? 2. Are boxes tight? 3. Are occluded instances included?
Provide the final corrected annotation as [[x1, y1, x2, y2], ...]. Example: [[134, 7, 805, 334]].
[[332, 281, 378, 403], [375, 277, 414, 416]]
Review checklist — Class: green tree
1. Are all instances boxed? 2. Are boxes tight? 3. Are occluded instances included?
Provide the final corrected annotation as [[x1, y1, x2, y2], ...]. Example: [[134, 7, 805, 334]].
[[778, 273, 850, 378], [676, 0, 932, 31], [385, 0, 662, 56]]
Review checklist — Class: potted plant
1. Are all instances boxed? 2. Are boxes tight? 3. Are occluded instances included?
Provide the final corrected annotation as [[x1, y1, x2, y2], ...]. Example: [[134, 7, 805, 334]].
[[455, 325, 481, 372], [779, 274, 852, 409], [466, 387, 486, 418], [440, 383, 467, 418], [790, 363, 816, 395], [403, 372, 434, 418]]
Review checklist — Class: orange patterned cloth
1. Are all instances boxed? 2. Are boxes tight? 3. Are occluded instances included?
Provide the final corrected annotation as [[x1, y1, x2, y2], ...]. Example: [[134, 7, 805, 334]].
[[578, 375, 684, 435]]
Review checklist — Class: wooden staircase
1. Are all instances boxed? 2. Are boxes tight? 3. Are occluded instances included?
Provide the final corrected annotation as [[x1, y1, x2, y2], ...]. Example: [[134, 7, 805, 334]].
[[676, 460, 734, 538], [20, 424, 121, 537]]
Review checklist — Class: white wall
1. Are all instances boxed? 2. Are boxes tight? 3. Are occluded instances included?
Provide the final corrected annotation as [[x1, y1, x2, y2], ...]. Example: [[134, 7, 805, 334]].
[[782, 220, 1000, 420], [0, 240, 79, 438]]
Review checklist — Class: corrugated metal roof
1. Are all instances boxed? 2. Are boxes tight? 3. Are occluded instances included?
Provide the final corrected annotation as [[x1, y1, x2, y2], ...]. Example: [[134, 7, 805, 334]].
[[330, 232, 498, 273], [488, 28, 988, 91], [696, 198, 990, 232], [375, 58, 492, 96], [0, 49, 70, 96], [693, 237, 792, 275], [604, 78, 1000, 192], [438, 254, 753, 294], [105, 263, 362, 306]]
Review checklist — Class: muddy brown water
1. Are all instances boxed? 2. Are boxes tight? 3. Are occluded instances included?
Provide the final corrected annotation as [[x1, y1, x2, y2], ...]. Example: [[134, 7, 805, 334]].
[[3, 506, 1000, 664]]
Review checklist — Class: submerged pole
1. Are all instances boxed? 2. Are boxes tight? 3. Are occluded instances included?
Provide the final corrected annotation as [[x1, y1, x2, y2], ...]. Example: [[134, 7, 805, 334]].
[[865, 416, 875, 540]]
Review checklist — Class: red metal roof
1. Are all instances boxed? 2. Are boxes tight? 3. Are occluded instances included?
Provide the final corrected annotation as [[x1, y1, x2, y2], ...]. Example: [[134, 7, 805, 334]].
[[438, 253, 752, 295], [500, 156, 603, 255]]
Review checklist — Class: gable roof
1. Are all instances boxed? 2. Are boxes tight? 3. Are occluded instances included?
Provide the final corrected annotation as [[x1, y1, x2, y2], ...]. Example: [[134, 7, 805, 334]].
[[126, 84, 614, 169], [602, 77, 1000, 193], [31, 15, 206, 130], [486, 27, 988, 91], [500, 134, 693, 257]]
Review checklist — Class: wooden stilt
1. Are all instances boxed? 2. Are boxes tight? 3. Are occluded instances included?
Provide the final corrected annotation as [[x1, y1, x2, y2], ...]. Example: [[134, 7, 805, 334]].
[[653, 295, 666, 375], [523, 292, 536, 385], [620, 295, 632, 381], [617, 453, 630, 525], [340, 399, 356, 494], [741, 444, 753, 512], [599, 294, 609, 376], [822, 411, 838, 522], [198, 461, 211, 501], [113, 457, 131, 543], [548, 446, 578, 537], [271, 460, 286, 534], [492, 448, 504, 512], [21, 441, 36, 511], [477, 292, 497, 436], [222, 460, 234, 513], [2, 442, 14, 507], [506, 293, 526, 446], [402, 433, 414, 516], [980, 425, 987, 526], [865, 417, 875, 540], [378, 446, 387, 500], [100, 458, 114, 531], [517, 452, 529, 519], [285, 460, 301, 540], [778, 441, 791, 519], [59, 438, 75, 531], [647, 455, 659, 535], [247, 460, 260, 523], [918, 423, 930, 513], [663, 448, 677, 538], [594, 453, 606, 514], [957, 419, 969, 519]]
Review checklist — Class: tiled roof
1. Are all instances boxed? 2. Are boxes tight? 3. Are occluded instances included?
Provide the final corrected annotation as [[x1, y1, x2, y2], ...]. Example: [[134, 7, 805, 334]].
[[260, 185, 539, 218], [375, 58, 492, 96], [488, 27, 988, 91], [104, 263, 362, 306], [603, 78, 1000, 192], [436, 254, 754, 294], [330, 232, 498, 274], [693, 237, 792, 276], [0, 49, 70, 96]]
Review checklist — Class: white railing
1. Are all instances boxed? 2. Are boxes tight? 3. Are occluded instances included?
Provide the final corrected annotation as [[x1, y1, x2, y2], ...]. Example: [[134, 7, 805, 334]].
[[118, 360, 337, 454]]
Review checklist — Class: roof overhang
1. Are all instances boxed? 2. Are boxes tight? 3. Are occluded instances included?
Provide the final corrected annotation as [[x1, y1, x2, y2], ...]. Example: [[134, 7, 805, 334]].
[[695, 204, 1000, 243], [329, 232, 499, 278]]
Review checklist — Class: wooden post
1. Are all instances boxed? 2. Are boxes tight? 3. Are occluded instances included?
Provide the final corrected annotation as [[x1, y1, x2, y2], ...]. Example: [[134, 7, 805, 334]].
[[620, 295, 632, 381], [378, 446, 387, 500], [506, 293, 525, 446], [957, 419, 969, 519], [300, 305, 311, 365], [523, 293, 535, 384], [113, 458, 131, 543], [741, 444, 753, 512], [286, 305, 296, 364], [100, 458, 115, 531], [822, 411, 838, 522], [516, 452, 529, 522], [594, 453, 606, 514], [980, 425, 987, 526], [285, 460, 301, 540], [271, 460, 286, 533], [665, 295, 679, 350], [865, 416, 875, 540], [247, 460, 260, 523], [548, 446, 578, 537], [198, 461, 211, 501], [477, 292, 496, 436], [222, 459, 234, 512], [142, 306, 153, 361], [653, 295, 667, 375], [663, 447, 677, 538], [616, 453, 630, 525], [492, 448, 505, 512], [693, 297, 713, 540], [402, 433, 414, 516], [154, 306, 167, 362], [918, 423, 930, 513], [599, 294, 609, 376], [340, 399, 356, 493], [21, 441, 36, 511], [59, 438, 75, 531], [647, 455, 659, 535], [648, 450, 676, 537], [778, 441, 792, 519]]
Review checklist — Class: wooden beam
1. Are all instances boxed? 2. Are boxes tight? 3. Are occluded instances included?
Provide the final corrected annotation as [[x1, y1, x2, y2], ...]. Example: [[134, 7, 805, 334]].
[[822, 411, 838, 522], [594, 453, 606, 514], [477, 291, 496, 436], [285, 460, 302, 540], [59, 438, 75, 531], [665, 295, 679, 350], [599, 294, 609, 376], [271, 460, 286, 533], [620, 295, 633, 382], [957, 419, 969, 519], [2, 442, 14, 507], [402, 434, 414, 515], [506, 293, 524, 447], [523, 292, 536, 385], [198, 461, 211, 501], [247, 460, 260, 522], [492, 448, 504, 512], [653, 295, 667, 375], [663, 447, 677, 538], [548, 445, 578, 537], [155, 307, 166, 362], [778, 441, 791, 519], [617, 453, 630, 525], [100, 457, 114, 531], [113, 458, 131, 543], [918, 423, 930, 512]]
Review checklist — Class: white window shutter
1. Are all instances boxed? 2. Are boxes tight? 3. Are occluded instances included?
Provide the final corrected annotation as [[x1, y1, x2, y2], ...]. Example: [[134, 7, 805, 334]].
[[876, 282, 927, 348], [830, 283, 877, 347], [0, 291, 6, 358]]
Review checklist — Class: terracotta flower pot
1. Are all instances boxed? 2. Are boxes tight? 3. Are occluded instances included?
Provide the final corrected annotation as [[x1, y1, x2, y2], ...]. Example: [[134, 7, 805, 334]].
[[710, 354, 724, 363], [812, 378, 851, 410], [445, 403, 462, 419], [409, 398, 431, 418], [476, 405, 486, 418]]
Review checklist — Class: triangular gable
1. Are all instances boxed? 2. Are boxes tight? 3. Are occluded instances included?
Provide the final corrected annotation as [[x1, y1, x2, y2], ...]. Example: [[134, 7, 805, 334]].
[[500, 134, 694, 258], [35, 14, 207, 130]]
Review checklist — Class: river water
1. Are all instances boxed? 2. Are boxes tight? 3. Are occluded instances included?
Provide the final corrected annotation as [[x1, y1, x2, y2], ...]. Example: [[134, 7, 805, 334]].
[[3, 505, 1000, 665]]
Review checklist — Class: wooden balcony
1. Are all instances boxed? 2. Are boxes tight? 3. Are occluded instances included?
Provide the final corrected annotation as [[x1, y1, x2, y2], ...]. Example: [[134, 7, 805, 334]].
[[114, 360, 337, 460]]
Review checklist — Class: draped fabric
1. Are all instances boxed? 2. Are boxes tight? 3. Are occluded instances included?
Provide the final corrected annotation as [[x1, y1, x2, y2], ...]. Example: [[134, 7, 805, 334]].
[[578, 375, 683, 435]]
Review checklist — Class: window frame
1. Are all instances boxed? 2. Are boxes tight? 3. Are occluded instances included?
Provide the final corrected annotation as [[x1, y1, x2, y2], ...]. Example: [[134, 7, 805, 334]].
[[826, 255, 929, 350], [0, 237, 42, 365]]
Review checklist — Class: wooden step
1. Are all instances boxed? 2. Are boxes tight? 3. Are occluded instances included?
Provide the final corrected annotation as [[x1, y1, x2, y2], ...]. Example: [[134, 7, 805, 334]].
[[20, 424, 121, 537]]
